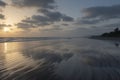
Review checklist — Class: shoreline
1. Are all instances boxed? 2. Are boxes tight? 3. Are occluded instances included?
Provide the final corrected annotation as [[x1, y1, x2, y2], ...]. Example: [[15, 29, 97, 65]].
[[89, 36, 120, 41]]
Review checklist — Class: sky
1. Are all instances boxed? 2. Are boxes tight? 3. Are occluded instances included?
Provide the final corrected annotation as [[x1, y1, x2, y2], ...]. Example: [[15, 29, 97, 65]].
[[0, 0, 120, 37]]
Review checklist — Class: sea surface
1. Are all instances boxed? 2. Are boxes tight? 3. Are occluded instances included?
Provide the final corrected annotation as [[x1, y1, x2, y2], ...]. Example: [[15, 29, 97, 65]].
[[0, 37, 120, 80]]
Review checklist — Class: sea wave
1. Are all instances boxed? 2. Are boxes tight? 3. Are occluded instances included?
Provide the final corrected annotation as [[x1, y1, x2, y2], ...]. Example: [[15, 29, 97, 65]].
[[0, 37, 72, 43]]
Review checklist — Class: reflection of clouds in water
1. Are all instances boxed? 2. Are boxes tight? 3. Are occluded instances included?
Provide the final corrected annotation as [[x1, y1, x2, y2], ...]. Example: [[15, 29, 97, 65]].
[[77, 50, 120, 68], [0, 38, 120, 80], [21, 41, 120, 80], [55, 49, 120, 80], [23, 49, 73, 63], [21, 39, 120, 80], [0, 42, 74, 80]]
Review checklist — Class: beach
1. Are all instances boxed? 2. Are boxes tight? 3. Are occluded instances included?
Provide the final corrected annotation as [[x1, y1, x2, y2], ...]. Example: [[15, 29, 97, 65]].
[[0, 37, 120, 80]]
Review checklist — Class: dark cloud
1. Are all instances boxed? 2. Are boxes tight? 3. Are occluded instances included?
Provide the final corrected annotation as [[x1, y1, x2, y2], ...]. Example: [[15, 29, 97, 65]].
[[0, 0, 6, 7], [21, 17, 50, 25], [44, 11, 63, 22], [78, 4, 120, 25], [0, 14, 5, 19], [16, 16, 51, 29], [40, 9, 74, 22], [62, 15, 74, 22], [17, 10, 74, 29], [0, 24, 11, 29], [16, 23, 36, 29], [32, 15, 51, 23], [82, 4, 120, 20], [12, 0, 55, 9], [75, 19, 102, 25], [62, 23, 69, 26], [14, 0, 74, 30]]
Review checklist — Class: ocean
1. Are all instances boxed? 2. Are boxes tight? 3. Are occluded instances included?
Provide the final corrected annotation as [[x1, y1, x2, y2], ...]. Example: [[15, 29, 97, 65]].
[[0, 37, 120, 80]]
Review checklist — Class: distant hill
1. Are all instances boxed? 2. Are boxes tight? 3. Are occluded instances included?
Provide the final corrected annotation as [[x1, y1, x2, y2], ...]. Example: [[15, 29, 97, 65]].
[[101, 28, 120, 37]]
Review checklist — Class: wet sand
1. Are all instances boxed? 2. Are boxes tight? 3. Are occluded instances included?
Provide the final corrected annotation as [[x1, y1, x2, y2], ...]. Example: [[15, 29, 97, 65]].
[[0, 38, 120, 80]]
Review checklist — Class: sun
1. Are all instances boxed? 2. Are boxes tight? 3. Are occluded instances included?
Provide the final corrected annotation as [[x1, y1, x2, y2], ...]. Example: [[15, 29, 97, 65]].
[[3, 27, 10, 32]]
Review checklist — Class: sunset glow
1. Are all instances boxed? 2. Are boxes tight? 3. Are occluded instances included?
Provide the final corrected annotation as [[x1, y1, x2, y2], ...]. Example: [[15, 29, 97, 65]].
[[0, 0, 119, 37], [3, 27, 10, 32], [0, 0, 120, 80]]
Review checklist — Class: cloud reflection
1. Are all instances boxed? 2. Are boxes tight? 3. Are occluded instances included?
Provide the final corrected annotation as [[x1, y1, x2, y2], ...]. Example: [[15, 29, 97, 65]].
[[0, 38, 120, 80]]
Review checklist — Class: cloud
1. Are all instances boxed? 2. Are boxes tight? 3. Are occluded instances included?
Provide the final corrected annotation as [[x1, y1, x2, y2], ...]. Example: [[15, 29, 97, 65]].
[[75, 19, 101, 25], [62, 15, 74, 22], [0, 1, 6, 20], [78, 4, 120, 25], [82, 4, 120, 19], [12, 0, 55, 9], [0, 14, 5, 19], [16, 10, 74, 29], [0, 0, 6, 7], [0, 23, 11, 29], [101, 23, 120, 28], [41, 9, 74, 22], [13, 0, 74, 30], [31, 15, 51, 24], [16, 16, 51, 29], [16, 23, 36, 29], [40, 25, 63, 31], [62, 23, 69, 26]]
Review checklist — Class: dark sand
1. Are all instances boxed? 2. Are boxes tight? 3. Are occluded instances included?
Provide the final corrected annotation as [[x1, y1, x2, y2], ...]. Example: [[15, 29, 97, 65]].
[[0, 37, 120, 80]]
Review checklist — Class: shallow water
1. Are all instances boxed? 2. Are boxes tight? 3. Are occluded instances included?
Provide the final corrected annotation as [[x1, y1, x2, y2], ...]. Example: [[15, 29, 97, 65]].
[[0, 37, 120, 80]]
